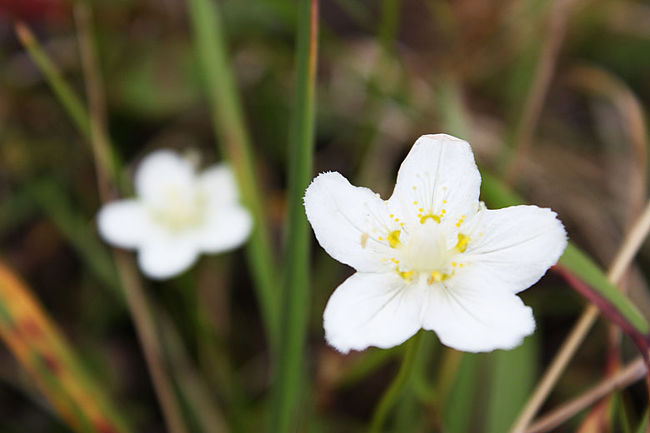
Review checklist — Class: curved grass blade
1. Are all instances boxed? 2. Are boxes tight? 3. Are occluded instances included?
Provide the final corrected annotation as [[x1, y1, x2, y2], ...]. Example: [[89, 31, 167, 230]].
[[0, 261, 132, 433], [270, 0, 320, 431], [14, 22, 123, 190], [187, 0, 280, 349]]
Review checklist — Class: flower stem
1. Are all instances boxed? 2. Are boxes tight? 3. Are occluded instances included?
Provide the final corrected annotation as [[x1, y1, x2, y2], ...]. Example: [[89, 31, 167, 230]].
[[73, 5, 188, 433], [369, 332, 423, 433], [187, 0, 280, 350]]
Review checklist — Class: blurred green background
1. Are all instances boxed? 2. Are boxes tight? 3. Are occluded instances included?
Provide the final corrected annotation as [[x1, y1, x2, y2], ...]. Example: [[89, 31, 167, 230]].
[[0, 0, 650, 432]]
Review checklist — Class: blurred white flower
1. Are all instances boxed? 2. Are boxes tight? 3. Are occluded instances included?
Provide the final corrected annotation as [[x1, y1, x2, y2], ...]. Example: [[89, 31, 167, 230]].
[[97, 150, 252, 280], [304, 134, 567, 353]]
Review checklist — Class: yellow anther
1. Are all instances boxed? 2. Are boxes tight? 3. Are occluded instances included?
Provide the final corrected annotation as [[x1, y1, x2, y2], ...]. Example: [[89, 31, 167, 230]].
[[397, 269, 414, 282], [456, 233, 470, 253], [413, 201, 418, 205], [419, 208, 424, 212], [378, 236, 384, 241], [443, 200, 447, 204], [442, 209, 446, 214], [395, 218, 399, 222], [387, 230, 402, 248], [420, 213, 441, 224], [451, 262, 457, 267], [428, 270, 451, 285], [360, 233, 369, 248], [389, 214, 394, 218]]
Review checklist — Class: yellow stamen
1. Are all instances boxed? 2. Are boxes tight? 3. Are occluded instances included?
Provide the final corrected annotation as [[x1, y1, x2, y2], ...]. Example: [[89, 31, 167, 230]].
[[420, 213, 441, 224], [456, 233, 470, 253], [397, 269, 414, 282], [428, 270, 451, 285], [387, 230, 402, 248]]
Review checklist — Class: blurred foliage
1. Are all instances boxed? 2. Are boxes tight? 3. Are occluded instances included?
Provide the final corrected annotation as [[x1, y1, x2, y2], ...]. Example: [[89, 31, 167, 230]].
[[1, 0, 650, 432]]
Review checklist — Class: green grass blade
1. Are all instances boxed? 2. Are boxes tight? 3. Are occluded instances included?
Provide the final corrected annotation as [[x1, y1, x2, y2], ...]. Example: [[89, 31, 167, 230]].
[[481, 173, 649, 336], [15, 22, 123, 191], [270, 0, 319, 431], [485, 334, 539, 433], [443, 353, 479, 433], [15, 22, 90, 138], [187, 0, 280, 348], [636, 411, 649, 433]]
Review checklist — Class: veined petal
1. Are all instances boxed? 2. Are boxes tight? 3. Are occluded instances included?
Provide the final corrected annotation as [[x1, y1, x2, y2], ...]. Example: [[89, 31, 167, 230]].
[[421, 276, 535, 352], [462, 205, 567, 293], [97, 199, 152, 249], [197, 205, 252, 253], [304, 172, 401, 273], [324, 272, 423, 353], [388, 134, 481, 228], [137, 235, 199, 280], [199, 163, 239, 205], [134, 150, 196, 208]]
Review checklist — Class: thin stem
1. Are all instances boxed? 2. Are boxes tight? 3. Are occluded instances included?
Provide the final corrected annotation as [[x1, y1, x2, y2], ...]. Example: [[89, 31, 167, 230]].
[[187, 0, 280, 349], [369, 332, 423, 433], [503, 0, 576, 184], [73, 3, 113, 201], [14, 22, 90, 138], [113, 254, 189, 433], [269, 0, 319, 431], [510, 198, 650, 433], [525, 357, 646, 433], [73, 5, 188, 433], [14, 21, 122, 189]]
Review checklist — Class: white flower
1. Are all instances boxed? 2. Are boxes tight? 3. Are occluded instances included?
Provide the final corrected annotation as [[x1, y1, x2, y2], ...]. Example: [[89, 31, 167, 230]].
[[97, 150, 252, 280], [304, 134, 567, 353]]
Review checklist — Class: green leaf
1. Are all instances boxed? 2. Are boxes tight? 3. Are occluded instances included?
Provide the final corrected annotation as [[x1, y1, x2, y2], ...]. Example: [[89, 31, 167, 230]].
[[443, 354, 479, 433], [636, 411, 648, 433], [270, 0, 319, 431], [485, 334, 539, 433]]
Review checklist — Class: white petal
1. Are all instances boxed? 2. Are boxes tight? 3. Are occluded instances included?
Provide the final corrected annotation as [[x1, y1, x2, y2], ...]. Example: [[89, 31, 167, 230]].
[[304, 172, 400, 273], [388, 134, 481, 228], [199, 163, 239, 205], [134, 150, 196, 207], [422, 276, 535, 352], [462, 205, 567, 293], [137, 235, 199, 280], [323, 272, 423, 353], [97, 200, 152, 249], [198, 205, 253, 253]]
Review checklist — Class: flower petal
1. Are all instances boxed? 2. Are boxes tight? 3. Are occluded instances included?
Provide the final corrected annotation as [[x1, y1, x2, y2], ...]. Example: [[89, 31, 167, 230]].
[[462, 205, 567, 293], [137, 235, 199, 280], [421, 277, 535, 352], [388, 134, 481, 228], [304, 172, 401, 273], [97, 200, 151, 249], [323, 272, 423, 353], [198, 163, 239, 205], [198, 205, 253, 253], [134, 150, 196, 207]]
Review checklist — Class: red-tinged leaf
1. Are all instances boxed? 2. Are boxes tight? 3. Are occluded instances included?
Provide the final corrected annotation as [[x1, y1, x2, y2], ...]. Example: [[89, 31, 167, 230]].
[[0, 261, 132, 433]]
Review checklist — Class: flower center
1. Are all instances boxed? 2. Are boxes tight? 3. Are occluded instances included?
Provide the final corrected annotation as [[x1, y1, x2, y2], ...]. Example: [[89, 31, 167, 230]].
[[387, 220, 469, 285], [149, 185, 207, 233]]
